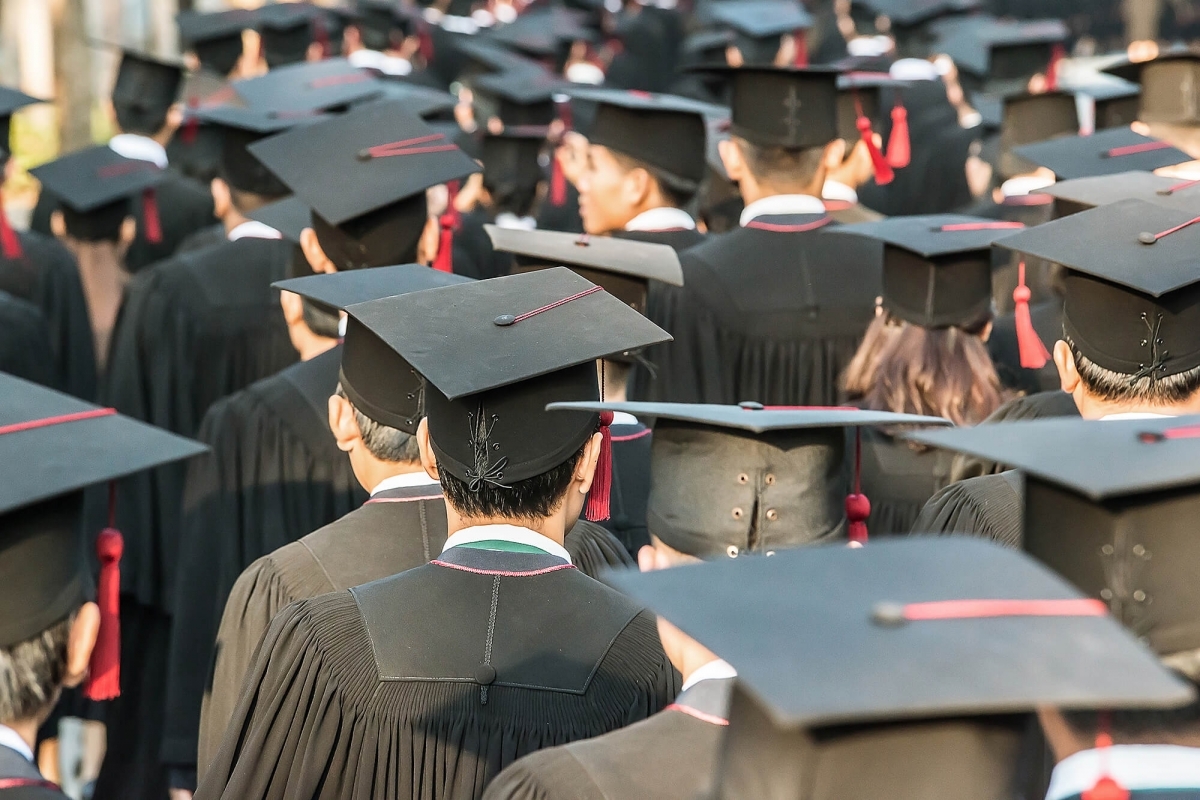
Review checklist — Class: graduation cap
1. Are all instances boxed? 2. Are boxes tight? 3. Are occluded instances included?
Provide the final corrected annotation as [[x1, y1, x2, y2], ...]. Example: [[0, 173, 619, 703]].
[[1103, 50, 1200, 126], [1040, 170, 1200, 218], [935, 17, 1068, 95], [248, 195, 310, 243], [31, 145, 165, 243], [471, 63, 565, 127], [345, 268, 671, 520], [708, 0, 813, 67], [851, 0, 983, 28], [111, 49, 184, 135], [549, 402, 949, 555], [993, 199, 1200, 381], [993, 90, 1080, 178], [484, 5, 597, 61], [905, 415, 1200, 664], [681, 29, 735, 69], [189, 105, 324, 196], [357, 0, 408, 51], [717, 67, 840, 152], [256, 2, 321, 67], [232, 58, 384, 114], [1012, 127, 1193, 181], [369, 81, 458, 119], [248, 99, 480, 270], [1082, 80, 1143, 131], [486, 225, 682, 313], [176, 9, 255, 76], [274, 264, 473, 434], [0, 86, 44, 159], [0, 373, 206, 700], [480, 130, 545, 207]]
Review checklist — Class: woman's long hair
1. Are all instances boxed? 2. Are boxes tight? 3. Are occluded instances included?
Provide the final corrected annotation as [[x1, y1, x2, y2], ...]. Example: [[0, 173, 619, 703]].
[[843, 310, 1005, 427]]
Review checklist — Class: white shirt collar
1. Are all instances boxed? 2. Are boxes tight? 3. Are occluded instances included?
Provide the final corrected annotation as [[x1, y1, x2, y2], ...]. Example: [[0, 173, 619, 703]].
[[494, 212, 537, 231], [1000, 174, 1057, 199], [347, 49, 413, 76], [610, 411, 639, 426], [442, 523, 573, 564], [739, 194, 826, 226], [370, 471, 440, 496], [625, 206, 696, 232], [227, 220, 283, 242], [1099, 412, 1174, 421], [1046, 744, 1200, 799], [822, 180, 859, 204], [0, 724, 34, 763], [680, 659, 738, 692], [109, 133, 168, 169]]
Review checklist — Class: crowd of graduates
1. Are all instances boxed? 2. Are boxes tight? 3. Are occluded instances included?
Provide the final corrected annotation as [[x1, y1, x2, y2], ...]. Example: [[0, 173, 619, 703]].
[[3, 0, 1200, 798]]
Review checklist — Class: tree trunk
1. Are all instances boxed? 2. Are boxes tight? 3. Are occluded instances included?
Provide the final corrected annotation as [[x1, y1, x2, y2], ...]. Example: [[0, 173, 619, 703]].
[[51, 0, 92, 152]]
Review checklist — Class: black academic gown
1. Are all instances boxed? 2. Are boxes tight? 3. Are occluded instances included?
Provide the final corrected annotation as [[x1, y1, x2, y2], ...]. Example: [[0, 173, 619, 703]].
[[0, 291, 59, 390], [858, 428, 955, 537], [162, 346, 367, 791], [593, 418, 652, 558], [31, 157, 215, 274], [0, 231, 95, 399], [454, 210, 513, 280], [632, 213, 882, 405], [948, 392, 1079, 482], [482, 677, 733, 800], [0, 745, 66, 799], [196, 543, 677, 800], [535, 183, 584, 235], [90, 236, 297, 800], [613, 227, 706, 253], [989, 299, 1064, 395], [911, 471, 1024, 548]]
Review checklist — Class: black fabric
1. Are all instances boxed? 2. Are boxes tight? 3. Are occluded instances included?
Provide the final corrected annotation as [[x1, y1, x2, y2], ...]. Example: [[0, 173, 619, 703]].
[[535, 182, 584, 234], [0, 231, 95, 398], [161, 346, 367, 781], [859, 428, 955, 537], [0, 745, 67, 800], [632, 218, 881, 406], [989, 299, 1064, 394], [585, 102, 706, 186], [340, 319, 426, 434], [726, 68, 840, 149], [564, 519, 637, 577], [454, 210, 514, 280], [195, 550, 677, 800], [0, 291, 60, 392], [612, 227, 705, 253], [948, 391, 1080, 482], [593, 422, 652, 557], [911, 471, 1024, 548]]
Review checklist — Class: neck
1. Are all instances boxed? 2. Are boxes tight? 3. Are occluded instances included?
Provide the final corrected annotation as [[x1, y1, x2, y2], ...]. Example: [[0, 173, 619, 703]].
[[680, 655, 721, 685], [445, 506, 570, 549], [360, 460, 425, 494], [624, 198, 676, 225], [123, 129, 171, 148], [223, 208, 252, 235], [1074, 391, 1200, 420], [739, 181, 820, 206], [295, 332, 337, 362], [3, 719, 37, 753]]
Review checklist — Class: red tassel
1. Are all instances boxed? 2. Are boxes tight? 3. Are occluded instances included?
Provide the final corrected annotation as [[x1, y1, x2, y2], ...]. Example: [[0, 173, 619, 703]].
[[182, 97, 199, 146], [1082, 726, 1130, 800], [0, 189, 22, 260], [792, 30, 808, 67], [549, 155, 567, 207], [85, 521, 123, 701], [845, 428, 869, 543], [433, 180, 459, 273], [857, 112, 894, 186], [584, 411, 613, 522], [1013, 261, 1050, 369], [142, 189, 162, 244], [417, 21, 435, 63], [1046, 43, 1065, 92], [886, 96, 910, 169]]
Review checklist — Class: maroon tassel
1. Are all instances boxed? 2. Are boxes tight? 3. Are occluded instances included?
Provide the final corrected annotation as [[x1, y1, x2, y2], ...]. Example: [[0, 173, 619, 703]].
[[857, 108, 894, 185], [549, 155, 567, 207], [182, 98, 199, 146], [1013, 261, 1050, 369], [845, 428, 870, 543], [85, 485, 122, 701], [1082, 718, 1130, 800], [584, 411, 613, 522], [886, 94, 910, 169], [433, 180, 460, 273], [142, 188, 162, 244], [418, 21, 435, 63], [0, 189, 22, 259], [1046, 43, 1065, 92], [792, 29, 808, 67]]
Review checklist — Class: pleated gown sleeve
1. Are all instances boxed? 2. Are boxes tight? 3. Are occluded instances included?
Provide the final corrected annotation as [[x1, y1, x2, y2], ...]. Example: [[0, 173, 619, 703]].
[[0, 290, 60, 390], [481, 751, 606, 800], [910, 471, 1024, 549], [565, 520, 636, 577]]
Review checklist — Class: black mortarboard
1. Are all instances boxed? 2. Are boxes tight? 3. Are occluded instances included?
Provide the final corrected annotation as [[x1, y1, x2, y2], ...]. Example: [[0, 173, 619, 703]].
[[256, 3, 320, 68], [232, 58, 384, 114], [549, 402, 948, 557], [993, 199, 1200, 378], [190, 105, 323, 196], [248, 196, 310, 243], [0, 87, 43, 159], [721, 67, 840, 149], [485, 5, 597, 60], [486, 225, 682, 313], [370, 81, 458, 119], [0, 373, 205, 653], [681, 29, 735, 69], [570, 88, 709, 188], [31, 145, 164, 241], [1041, 170, 1200, 218], [471, 64, 564, 127], [248, 99, 480, 270], [481, 130, 545, 198], [832, 214, 1020, 328], [346, 268, 670, 488], [851, 0, 982, 28], [905, 415, 1200, 662], [995, 90, 1080, 178], [111, 50, 184, 135], [357, 0, 407, 51], [1084, 81, 1143, 131], [274, 264, 473, 433], [1104, 50, 1200, 126], [177, 9, 254, 75], [935, 17, 1067, 95], [708, 0, 812, 66], [1013, 127, 1192, 181]]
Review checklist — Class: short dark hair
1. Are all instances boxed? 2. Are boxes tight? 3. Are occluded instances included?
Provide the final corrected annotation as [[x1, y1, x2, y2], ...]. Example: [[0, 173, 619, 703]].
[[228, 184, 279, 215], [0, 612, 74, 723], [732, 135, 826, 188], [439, 442, 587, 522], [1063, 678, 1200, 745], [336, 387, 420, 463], [610, 151, 699, 209], [114, 106, 168, 138], [1069, 337, 1200, 405]]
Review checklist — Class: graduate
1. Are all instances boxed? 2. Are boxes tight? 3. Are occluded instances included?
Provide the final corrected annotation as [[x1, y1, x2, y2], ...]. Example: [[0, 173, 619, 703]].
[[32, 50, 216, 274], [1104, 50, 1200, 158], [571, 89, 708, 252], [0, 374, 205, 800], [633, 68, 883, 406], [0, 290, 58, 390], [160, 103, 483, 795], [0, 87, 95, 400], [197, 268, 678, 800]]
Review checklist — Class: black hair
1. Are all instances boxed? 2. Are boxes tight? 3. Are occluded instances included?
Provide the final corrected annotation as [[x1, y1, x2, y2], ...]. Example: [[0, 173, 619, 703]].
[[114, 105, 169, 138], [439, 442, 587, 522], [1069, 337, 1200, 406], [336, 386, 421, 463], [61, 199, 130, 243], [0, 612, 74, 723]]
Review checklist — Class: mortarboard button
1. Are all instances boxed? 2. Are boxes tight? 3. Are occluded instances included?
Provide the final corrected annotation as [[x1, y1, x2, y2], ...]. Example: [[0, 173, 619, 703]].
[[739, 401, 765, 410], [494, 314, 516, 326], [871, 602, 908, 627], [474, 664, 497, 685]]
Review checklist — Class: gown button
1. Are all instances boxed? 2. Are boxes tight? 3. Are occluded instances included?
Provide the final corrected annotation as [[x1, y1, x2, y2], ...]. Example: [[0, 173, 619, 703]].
[[474, 664, 497, 685]]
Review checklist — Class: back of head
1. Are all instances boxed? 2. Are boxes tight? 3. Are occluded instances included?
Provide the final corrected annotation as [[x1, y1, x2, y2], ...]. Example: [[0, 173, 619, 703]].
[[311, 193, 428, 271]]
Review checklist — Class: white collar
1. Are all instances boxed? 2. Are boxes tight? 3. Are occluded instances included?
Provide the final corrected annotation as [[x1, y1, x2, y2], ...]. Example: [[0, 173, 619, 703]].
[[109, 133, 168, 169], [1046, 744, 1200, 799], [739, 194, 826, 226], [610, 411, 639, 426], [0, 724, 33, 763], [822, 179, 859, 204], [494, 212, 537, 231], [227, 220, 283, 242], [1000, 174, 1057, 198], [681, 659, 738, 692], [347, 49, 413, 76], [625, 206, 696, 232], [1099, 412, 1175, 421], [442, 523, 573, 564], [370, 471, 440, 496]]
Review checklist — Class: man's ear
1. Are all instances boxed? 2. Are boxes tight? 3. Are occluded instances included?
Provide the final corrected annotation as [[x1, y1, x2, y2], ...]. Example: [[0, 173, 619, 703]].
[[574, 431, 604, 497], [299, 227, 337, 274], [119, 216, 137, 248], [1053, 339, 1079, 395], [623, 166, 654, 209], [327, 392, 362, 452], [210, 177, 232, 221], [416, 417, 441, 481], [718, 138, 746, 183], [49, 210, 66, 239], [62, 602, 101, 690]]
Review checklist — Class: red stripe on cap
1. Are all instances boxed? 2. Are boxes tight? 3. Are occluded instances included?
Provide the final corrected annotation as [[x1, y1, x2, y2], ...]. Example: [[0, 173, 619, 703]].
[[1160, 178, 1200, 196], [362, 133, 457, 159], [902, 598, 1107, 620], [97, 161, 158, 178], [1104, 140, 1173, 158], [1139, 423, 1200, 442], [936, 221, 1025, 232], [754, 405, 858, 410], [510, 285, 603, 324], [1139, 214, 1200, 244], [308, 72, 370, 88], [0, 407, 116, 436]]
